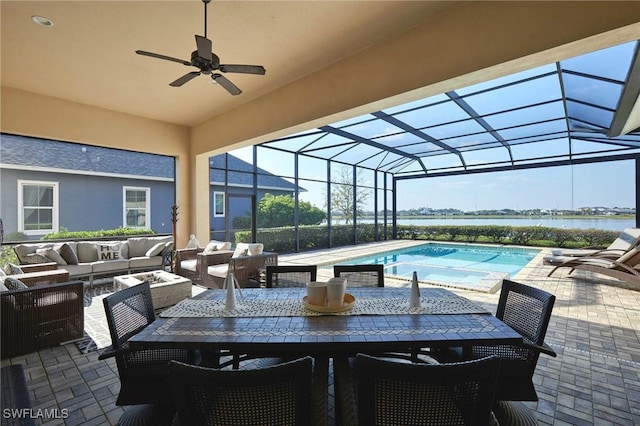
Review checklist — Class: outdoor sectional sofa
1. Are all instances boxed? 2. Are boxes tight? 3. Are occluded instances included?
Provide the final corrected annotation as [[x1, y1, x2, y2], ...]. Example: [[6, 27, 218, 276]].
[[12, 236, 173, 285]]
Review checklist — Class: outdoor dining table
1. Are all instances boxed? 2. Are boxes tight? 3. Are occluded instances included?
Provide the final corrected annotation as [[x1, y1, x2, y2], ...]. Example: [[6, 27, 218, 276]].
[[130, 286, 522, 355], [128, 286, 522, 425]]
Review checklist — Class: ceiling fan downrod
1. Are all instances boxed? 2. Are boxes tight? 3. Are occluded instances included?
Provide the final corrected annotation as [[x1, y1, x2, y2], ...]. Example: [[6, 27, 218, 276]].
[[203, 0, 212, 39]]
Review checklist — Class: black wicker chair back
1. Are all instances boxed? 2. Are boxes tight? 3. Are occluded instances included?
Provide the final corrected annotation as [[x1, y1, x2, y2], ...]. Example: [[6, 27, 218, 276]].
[[169, 356, 314, 426], [470, 279, 556, 401], [352, 354, 500, 426], [333, 264, 384, 287], [266, 265, 317, 288], [101, 282, 195, 406]]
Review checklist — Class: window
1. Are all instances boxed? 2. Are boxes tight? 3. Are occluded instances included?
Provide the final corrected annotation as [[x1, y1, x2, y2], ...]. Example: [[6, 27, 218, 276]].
[[124, 187, 150, 228], [214, 192, 225, 217], [18, 180, 58, 235]]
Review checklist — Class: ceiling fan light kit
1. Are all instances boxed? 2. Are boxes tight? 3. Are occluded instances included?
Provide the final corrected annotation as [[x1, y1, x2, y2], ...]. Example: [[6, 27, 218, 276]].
[[135, 0, 265, 95]]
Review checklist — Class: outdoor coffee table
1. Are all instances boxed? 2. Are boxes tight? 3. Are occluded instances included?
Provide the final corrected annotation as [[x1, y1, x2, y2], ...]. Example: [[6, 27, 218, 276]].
[[114, 270, 192, 309]]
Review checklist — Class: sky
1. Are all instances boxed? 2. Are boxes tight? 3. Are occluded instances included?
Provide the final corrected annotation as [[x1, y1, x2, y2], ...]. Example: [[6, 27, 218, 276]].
[[227, 146, 635, 212]]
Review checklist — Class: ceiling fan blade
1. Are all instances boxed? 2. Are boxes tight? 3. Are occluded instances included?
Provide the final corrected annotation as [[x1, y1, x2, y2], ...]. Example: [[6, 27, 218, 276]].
[[219, 64, 266, 75], [195, 35, 213, 62], [136, 50, 191, 66], [212, 74, 242, 96], [170, 71, 201, 87]]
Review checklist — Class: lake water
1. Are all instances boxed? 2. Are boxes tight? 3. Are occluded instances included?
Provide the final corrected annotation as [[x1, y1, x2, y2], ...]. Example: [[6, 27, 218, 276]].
[[353, 217, 636, 231]]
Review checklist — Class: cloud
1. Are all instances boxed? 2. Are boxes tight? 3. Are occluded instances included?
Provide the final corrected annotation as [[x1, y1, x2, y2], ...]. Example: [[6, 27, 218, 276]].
[[436, 181, 473, 189], [373, 126, 406, 142]]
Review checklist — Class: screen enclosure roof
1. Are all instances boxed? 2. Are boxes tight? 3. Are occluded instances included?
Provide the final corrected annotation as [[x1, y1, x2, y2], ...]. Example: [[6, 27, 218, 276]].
[[259, 41, 640, 179]]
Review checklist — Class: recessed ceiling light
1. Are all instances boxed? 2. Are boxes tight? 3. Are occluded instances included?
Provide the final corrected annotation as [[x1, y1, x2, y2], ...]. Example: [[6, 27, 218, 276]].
[[31, 15, 54, 27]]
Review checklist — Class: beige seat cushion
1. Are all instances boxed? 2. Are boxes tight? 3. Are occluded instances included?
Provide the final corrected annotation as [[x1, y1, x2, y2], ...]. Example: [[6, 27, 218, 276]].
[[64, 263, 93, 277], [180, 259, 197, 272], [129, 256, 163, 269], [92, 259, 130, 273], [208, 264, 229, 278]]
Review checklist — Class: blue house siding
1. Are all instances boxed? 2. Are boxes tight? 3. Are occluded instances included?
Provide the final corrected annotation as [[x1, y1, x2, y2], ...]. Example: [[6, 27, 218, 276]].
[[1, 168, 174, 239]]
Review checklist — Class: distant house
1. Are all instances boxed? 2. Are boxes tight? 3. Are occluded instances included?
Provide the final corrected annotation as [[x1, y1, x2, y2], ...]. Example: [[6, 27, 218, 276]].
[[1, 134, 298, 240]]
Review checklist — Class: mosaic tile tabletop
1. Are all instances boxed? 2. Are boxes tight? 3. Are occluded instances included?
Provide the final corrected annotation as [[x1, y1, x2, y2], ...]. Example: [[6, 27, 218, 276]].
[[131, 288, 521, 354]]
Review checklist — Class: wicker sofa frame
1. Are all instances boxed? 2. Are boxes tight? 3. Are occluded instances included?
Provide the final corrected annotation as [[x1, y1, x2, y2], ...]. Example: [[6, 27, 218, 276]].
[[1, 274, 84, 358]]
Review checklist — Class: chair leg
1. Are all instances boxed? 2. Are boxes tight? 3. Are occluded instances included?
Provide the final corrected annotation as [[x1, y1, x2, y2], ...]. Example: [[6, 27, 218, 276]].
[[311, 356, 329, 426], [332, 356, 357, 426]]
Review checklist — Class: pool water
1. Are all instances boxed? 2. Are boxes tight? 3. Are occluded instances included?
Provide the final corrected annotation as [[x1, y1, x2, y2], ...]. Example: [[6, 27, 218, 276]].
[[337, 243, 539, 293]]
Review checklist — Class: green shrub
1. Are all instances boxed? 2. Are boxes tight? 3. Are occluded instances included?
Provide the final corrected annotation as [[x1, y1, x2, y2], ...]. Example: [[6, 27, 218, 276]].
[[41, 227, 156, 240], [232, 224, 618, 253], [0, 246, 18, 265]]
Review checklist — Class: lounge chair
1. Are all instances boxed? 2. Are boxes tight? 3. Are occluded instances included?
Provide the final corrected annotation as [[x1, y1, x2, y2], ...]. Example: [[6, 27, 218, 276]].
[[546, 247, 640, 287], [550, 227, 640, 258]]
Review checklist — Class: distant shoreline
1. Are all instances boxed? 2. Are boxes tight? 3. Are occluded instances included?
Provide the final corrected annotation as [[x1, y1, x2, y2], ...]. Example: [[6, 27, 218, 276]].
[[389, 214, 635, 220]]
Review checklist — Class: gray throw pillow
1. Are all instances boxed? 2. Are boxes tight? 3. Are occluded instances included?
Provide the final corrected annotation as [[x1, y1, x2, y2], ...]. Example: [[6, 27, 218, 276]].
[[37, 247, 67, 265], [24, 253, 50, 264], [4, 277, 28, 291], [57, 243, 79, 265], [3, 263, 23, 275]]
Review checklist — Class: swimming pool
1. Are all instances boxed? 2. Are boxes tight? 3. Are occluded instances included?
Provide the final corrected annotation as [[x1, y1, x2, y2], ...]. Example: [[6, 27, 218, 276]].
[[330, 243, 540, 293]]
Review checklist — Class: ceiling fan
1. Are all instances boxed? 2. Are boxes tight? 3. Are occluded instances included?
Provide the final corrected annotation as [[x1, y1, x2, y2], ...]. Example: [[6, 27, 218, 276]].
[[135, 0, 265, 95]]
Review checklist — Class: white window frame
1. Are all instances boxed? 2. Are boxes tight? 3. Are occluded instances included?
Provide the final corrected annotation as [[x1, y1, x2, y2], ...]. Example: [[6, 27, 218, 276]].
[[123, 186, 150, 228], [213, 191, 225, 217], [18, 180, 59, 236]]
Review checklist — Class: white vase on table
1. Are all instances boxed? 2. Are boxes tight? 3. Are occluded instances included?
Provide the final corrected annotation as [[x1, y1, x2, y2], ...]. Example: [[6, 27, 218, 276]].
[[409, 271, 421, 308]]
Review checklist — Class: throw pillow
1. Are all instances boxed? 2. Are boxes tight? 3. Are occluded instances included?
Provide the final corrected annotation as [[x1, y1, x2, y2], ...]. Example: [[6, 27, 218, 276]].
[[77, 242, 99, 262], [203, 241, 219, 254], [37, 247, 67, 265], [24, 252, 51, 264], [97, 243, 121, 261], [57, 243, 79, 265], [145, 242, 166, 257], [4, 277, 28, 291], [3, 263, 23, 275], [232, 248, 248, 258]]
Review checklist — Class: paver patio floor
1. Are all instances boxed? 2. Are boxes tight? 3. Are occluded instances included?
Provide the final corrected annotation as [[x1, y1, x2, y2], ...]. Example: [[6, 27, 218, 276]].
[[2, 240, 639, 425]]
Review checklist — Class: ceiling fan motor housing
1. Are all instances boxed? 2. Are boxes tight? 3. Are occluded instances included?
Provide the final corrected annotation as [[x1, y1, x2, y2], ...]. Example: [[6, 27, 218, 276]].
[[191, 50, 220, 74]]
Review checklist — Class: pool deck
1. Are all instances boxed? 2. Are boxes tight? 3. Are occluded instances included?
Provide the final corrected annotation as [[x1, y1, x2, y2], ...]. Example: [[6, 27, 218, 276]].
[[2, 240, 640, 425]]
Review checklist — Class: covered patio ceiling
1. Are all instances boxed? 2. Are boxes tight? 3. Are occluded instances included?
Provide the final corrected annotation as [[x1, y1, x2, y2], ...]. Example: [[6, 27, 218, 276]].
[[260, 40, 640, 178]]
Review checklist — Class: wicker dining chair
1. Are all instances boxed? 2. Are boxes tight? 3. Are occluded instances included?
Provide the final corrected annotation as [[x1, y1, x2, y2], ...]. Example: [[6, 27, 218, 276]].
[[266, 265, 317, 288], [99, 282, 199, 408], [333, 264, 384, 287], [338, 353, 501, 426], [169, 356, 316, 426], [465, 279, 556, 402]]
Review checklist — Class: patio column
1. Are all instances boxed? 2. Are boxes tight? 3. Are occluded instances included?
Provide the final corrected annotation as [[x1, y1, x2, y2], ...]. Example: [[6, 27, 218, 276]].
[[194, 153, 211, 246]]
